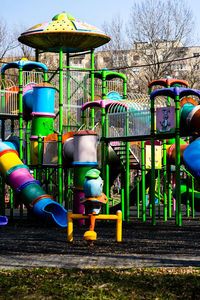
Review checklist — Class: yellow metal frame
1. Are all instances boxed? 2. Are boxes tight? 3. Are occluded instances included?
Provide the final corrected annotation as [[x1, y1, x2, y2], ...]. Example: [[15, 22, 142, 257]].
[[67, 210, 122, 242]]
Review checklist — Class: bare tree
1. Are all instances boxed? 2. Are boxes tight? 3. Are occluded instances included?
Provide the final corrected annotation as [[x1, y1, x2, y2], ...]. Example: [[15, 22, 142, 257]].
[[17, 43, 34, 60], [180, 57, 200, 90], [0, 20, 18, 60], [100, 15, 130, 71], [102, 15, 128, 52], [127, 0, 194, 81], [13, 25, 34, 60], [99, 0, 194, 93]]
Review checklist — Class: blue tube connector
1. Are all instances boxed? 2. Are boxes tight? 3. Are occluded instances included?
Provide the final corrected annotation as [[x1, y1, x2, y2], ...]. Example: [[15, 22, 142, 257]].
[[0, 215, 8, 225], [183, 139, 200, 180], [33, 198, 68, 227]]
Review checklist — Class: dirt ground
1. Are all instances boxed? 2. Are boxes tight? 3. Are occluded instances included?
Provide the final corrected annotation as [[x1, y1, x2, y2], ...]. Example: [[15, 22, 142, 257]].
[[0, 215, 200, 258]]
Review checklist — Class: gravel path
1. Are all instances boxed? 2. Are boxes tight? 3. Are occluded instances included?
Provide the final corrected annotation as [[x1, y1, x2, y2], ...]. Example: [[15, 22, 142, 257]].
[[0, 216, 200, 269]]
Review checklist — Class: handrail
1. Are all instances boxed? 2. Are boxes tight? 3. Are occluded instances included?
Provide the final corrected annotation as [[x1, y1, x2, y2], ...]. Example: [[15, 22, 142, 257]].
[[180, 166, 194, 178], [109, 126, 139, 164]]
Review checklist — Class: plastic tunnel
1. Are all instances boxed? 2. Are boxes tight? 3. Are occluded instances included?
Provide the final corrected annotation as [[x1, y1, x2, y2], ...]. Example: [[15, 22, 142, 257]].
[[183, 139, 200, 180], [180, 96, 200, 181], [169, 94, 200, 211], [173, 179, 200, 212], [0, 137, 67, 227]]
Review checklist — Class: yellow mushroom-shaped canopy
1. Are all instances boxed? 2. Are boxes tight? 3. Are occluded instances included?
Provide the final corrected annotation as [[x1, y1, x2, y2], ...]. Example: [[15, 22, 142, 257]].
[[18, 12, 110, 53]]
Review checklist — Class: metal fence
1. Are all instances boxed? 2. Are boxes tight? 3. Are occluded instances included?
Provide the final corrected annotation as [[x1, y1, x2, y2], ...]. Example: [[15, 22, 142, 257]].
[[22, 71, 44, 86], [0, 90, 18, 115], [107, 101, 151, 138]]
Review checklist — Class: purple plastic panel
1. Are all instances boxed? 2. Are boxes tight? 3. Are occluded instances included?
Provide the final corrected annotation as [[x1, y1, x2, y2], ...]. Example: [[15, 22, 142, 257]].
[[23, 83, 35, 96], [150, 87, 200, 100], [31, 112, 55, 118], [156, 106, 175, 134], [81, 100, 113, 110], [81, 99, 128, 111], [73, 190, 85, 225]]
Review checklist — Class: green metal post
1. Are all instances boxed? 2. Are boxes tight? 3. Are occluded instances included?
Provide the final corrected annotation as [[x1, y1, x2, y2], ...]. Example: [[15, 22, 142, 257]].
[[168, 169, 172, 218], [167, 86, 171, 106], [163, 140, 167, 220], [101, 106, 106, 182], [166, 86, 171, 219], [105, 114, 110, 214], [90, 49, 95, 128], [123, 78, 127, 100], [101, 106, 106, 214], [141, 141, 146, 222], [58, 133, 63, 205], [125, 110, 130, 221], [66, 168, 72, 209], [105, 142, 110, 215], [37, 135, 42, 182], [137, 174, 140, 218], [67, 53, 71, 132], [157, 169, 161, 218], [149, 188, 152, 218], [9, 119, 15, 219], [19, 67, 24, 220], [0, 119, 5, 216], [150, 95, 156, 226], [1, 72, 5, 113], [148, 87, 151, 95], [45, 168, 49, 192], [192, 177, 195, 218], [101, 69, 107, 202], [10, 188, 14, 220], [148, 85, 153, 220], [102, 69, 106, 99], [175, 95, 181, 226], [185, 137, 190, 217], [121, 168, 125, 221], [49, 168, 53, 194], [44, 71, 48, 82], [34, 168, 37, 179], [186, 176, 190, 217], [26, 120, 31, 166], [59, 46, 63, 134], [19, 67, 23, 161]]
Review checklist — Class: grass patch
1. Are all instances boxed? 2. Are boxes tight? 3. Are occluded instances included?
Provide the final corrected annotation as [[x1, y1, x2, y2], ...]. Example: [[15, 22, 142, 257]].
[[0, 267, 200, 299]]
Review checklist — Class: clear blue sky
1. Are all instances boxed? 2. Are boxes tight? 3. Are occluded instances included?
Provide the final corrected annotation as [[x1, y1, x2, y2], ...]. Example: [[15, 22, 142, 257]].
[[1, 0, 200, 44], [1, 0, 134, 31]]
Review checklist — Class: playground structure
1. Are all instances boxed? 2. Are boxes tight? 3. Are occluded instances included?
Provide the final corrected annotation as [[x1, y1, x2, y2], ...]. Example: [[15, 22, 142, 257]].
[[0, 11, 200, 241]]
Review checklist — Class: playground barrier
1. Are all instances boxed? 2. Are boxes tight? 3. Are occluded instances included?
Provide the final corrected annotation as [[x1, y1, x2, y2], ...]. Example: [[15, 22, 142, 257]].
[[67, 210, 122, 243]]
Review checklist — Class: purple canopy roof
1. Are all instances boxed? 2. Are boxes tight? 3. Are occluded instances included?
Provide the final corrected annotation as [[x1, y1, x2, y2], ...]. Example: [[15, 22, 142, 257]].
[[81, 99, 129, 111], [150, 87, 200, 100]]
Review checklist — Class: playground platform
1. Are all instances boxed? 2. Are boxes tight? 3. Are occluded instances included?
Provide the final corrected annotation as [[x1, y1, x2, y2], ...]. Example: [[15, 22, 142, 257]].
[[0, 210, 200, 269]]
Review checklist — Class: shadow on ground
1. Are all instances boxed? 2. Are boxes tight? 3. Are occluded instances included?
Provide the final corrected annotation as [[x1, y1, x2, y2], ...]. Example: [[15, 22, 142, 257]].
[[1, 217, 200, 258]]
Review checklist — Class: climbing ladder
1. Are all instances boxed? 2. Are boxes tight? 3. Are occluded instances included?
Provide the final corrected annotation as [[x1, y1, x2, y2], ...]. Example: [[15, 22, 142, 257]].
[[110, 141, 140, 169]]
